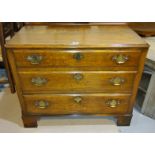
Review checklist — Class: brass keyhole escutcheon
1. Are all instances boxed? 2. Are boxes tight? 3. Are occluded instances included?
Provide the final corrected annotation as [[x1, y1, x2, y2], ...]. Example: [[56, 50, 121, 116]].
[[73, 53, 84, 61], [74, 96, 82, 103], [73, 73, 84, 81]]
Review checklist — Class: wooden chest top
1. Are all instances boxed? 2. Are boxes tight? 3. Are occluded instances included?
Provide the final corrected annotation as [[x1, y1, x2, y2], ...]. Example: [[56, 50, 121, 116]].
[[5, 25, 148, 48]]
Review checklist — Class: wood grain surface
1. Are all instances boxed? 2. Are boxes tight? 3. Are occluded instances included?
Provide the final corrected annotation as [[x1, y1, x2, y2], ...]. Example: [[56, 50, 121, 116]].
[[13, 49, 142, 68], [18, 70, 136, 93], [24, 93, 131, 115], [5, 25, 148, 127], [5, 25, 148, 48]]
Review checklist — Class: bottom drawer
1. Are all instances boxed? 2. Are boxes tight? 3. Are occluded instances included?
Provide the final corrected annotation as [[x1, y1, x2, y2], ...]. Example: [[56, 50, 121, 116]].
[[23, 94, 131, 115]]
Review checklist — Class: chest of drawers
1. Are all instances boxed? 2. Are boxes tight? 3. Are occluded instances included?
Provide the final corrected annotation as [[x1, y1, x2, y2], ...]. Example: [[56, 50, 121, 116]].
[[5, 25, 148, 127]]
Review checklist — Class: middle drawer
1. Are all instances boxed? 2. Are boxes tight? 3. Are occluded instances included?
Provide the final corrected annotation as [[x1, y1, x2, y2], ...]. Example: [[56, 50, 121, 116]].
[[18, 71, 136, 93]]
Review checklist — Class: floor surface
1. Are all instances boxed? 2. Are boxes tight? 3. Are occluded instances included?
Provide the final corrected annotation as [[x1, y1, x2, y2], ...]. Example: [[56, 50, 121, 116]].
[[0, 88, 155, 133]]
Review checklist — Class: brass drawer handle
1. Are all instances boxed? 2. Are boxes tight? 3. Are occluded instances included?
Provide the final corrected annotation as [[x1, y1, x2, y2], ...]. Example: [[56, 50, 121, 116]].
[[74, 96, 82, 103], [35, 100, 49, 109], [106, 99, 120, 108], [27, 55, 43, 64], [73, 73, 84, 81], [110, 77, 125, 86], [112, 54, 128, 64], [31, 77, 47, 86], [73, 53, 84, 61]]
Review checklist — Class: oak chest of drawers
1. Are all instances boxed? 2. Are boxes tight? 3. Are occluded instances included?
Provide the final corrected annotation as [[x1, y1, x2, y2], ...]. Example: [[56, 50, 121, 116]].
[[5, 25, 148, 127]]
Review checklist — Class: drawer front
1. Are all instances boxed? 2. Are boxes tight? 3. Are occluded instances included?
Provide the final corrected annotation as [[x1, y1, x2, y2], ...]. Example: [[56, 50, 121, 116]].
[[24, 94, 131, 115], [19, 71, 136, 93], [13, 49, 141, 68]]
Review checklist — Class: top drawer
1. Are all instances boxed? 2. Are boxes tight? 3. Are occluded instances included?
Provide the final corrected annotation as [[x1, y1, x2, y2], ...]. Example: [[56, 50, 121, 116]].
[[13, 49, 141, 68]]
